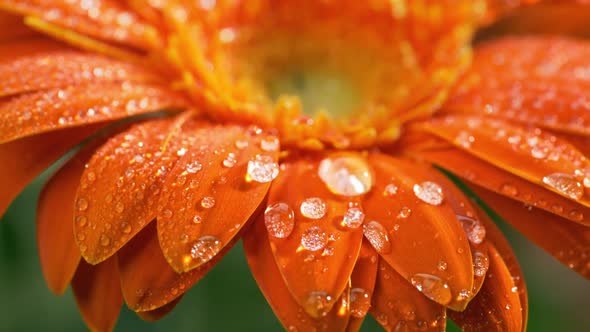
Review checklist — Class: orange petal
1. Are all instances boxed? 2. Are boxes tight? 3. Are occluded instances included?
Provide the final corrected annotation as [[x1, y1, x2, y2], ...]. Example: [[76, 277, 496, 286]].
[[0, 37, 66, 61], [264, 157, 363, 318], [474, 186, 590, 279], [365, 154, 473, 311], [0, 0, 160, 49], [346, 242, 379, 332], [370, 259, 446, 332], [0, 124, 102, 217], [243, 216, 350, 332], [0, 82, 188, 143], [449, 245, 524, 332], [135, 297, 183, 322], [418, 147, 590, 226], [0, 10, 37, 42], [157, 125, 278, 272], [418, 116, 590, 208], [117, 221, 234, 312], [0, 50, 161, 97], [75, 117, 196, 264], [445, 37, 590, 136], [72, 258, 123, 332]]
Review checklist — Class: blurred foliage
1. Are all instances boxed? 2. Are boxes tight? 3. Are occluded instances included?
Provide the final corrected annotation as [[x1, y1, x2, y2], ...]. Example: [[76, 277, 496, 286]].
[[1, 173, 589, 331]]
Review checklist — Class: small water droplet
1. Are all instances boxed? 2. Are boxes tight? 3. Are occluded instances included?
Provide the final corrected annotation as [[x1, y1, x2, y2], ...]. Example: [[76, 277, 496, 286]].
[[115, 202, 125, 213], [383, 183, 398, 196], [76, 198, 88, 211], [300, 197, 327, 219], [264, 202, 295, 239], [341, 206, 365, 229], [437, 260, 448, 271], [410, 273, 452, 305], [542, 173, 584, 200], [176, 148, 187, 156], [318, 155, 373, 196], [192, 215, 203, 224], [300, 226, 328, 251], [75, 216, 87, 227], [349, 288, 370, 318], [200, 196, 215, 209], [100, 234, 111, 247], [303, 291, 332, 318], [190, 235, 222, 264], [260, 136, 280, 152], [246, 155, 279, 183], [235, 139, 249, 149], [120, 222, 131, 234], [398, 206, 412, 219], [473, 251, 489, 277], [186, 161, 202, 173], [500, 183, 518, 196], [363, 220, 391, 254], [86, 172, 96, 183], [162, 209, 173, 219], [413, 181, 444, 205], [222, 152, 237, 168]]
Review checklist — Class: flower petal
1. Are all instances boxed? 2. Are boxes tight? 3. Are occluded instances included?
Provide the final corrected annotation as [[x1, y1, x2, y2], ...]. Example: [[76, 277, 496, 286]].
[[72, 258, 123, 332], [418, 147, 590, 226], [419, 116, 590, 208], [243, 217, 350, 331], [0, 10, 36, 42], [0, 50, 161, 97], [0, 0, 161, 49], [0, 82, 188, 143], [370, 259, 446, 332], [449, 245, 524, 332], [474, 186, 590, 279], [265, 158, 363, 318], [445, 37, 590, 136], [117, 221, 233, 312], [135, 297, 183, 322], [157, 125, 278, 272], [0, 124, 102, 217], [75, 116, 196, 264], [365, 154, 473, 311], [346, 242, 379, 332]]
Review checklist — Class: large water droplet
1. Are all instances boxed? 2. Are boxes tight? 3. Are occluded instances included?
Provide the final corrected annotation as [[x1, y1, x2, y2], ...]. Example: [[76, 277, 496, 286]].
[[341, 206, 365, 229], [542, 173, 584, 200], [303, 290, 332, 318], [300, 197, 327, 219], [410, 273, 452, 305], [350, 288, 371, 318], [247, 154, 279, 183], [200, 196, 215, 209], [456, 215, 486, 244], [473, 251, 489, 277], [190, 235, 222, 264], [413, 181, 444, 205], [300, 226, 328, 251], [318, 155, 373, 196], [363, 220, 391, 254], [264, 202, 295, 239]]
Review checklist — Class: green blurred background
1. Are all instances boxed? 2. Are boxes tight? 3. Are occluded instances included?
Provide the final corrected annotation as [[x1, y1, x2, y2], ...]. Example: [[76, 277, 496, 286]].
[[1, 172, 589, 331]]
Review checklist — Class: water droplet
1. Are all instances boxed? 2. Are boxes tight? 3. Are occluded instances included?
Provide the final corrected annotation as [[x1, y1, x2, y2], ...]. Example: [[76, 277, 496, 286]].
[[349, 288, 370, 318], [190, 235, 222, 264], [455, 131, 475, 148], [75, 216, 87, 227], [105, 194, 113, 203], [162, 209, 173, 219], [176, 148, 187, 156], [318, 155, 373, 196], [300, 226, 328, 251], [264, 202, 295, 239], [86, 172, 96, 183], [115, 202, 125, 213], [473, 251, 489, 277], [457, 215, 486, 244], [398, 206, 412, 219], [542, 173, 584, 200], [192, 215, 203, 224], [413, 181, 444, 205], [300, 197, 327, 219], [260, 136, 280, 152], [100, 234, 111, 247], [568, 209, 584, 222], [410, 273, 452, 305], [235, 139, 249, 149], [383, 183, 398, 196], [222, 152, 237, 168], [437, 260, 448, 271], [247, 155, 279, 183], [121, 222, 131, 234], [500, 183, 518, 196], [341, 206, 365, 229], [186, 161, 202, 173], [303, 291, 332, 318], [201, 196, 215, 209], [363, 220, 391, 254], [76, 198, 88, 211]]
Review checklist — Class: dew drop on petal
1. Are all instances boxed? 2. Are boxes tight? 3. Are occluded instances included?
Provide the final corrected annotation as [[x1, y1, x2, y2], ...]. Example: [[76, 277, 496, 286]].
[[318, 155, 373, 196], [473, 251, 489, 277], [190, 235, 222, 264], [264, 202, 295, 239], [300, 197, 327, 219], [303, 290, 332, 318], [260, 136, 280, 152], [456, 215, 486, 244], [247, 155, 279, 183], [413, 181, 444, 205], [542, 173, 584, 200], [222, 152, 237, 168], [410, 273, 452, 305], [363, 220, 391, 254], [341, 206, 365, 229], [192, 215, 203, 224], [76, 198, 88, 211], [99, 234, 111, 247], [200, 196, 215, 209], [186, 161, 202, 173], [383, 184, 398, 196], [437, 260, 448, 271], [300, 226, 328, 251], [349, 288, 371, 318], [120, 221, 131, 234], [75, 216, 87, 227], [398, 207, 412, 219]]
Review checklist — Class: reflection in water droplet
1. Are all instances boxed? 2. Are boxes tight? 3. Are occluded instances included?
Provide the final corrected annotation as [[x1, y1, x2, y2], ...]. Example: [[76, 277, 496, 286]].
[[247, 155, 279, 183], [318, 155, 373, 196], [363, 220, 391, 254], [342, 206, 365, 229], [264, 202, 295, 238], [190, 235, 222, 264], [301, 226, 328, 252], [303, 290, 332, 318], [413, 181, 444, 205], [410, 273, 452, 305], [350, 288, 370, 318], [300, 197, 327, 219], [542, 173, 584, 200]]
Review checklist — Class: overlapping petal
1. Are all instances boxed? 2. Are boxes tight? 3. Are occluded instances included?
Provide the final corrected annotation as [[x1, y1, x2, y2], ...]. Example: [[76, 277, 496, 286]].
[[346, 243, 379, 331]]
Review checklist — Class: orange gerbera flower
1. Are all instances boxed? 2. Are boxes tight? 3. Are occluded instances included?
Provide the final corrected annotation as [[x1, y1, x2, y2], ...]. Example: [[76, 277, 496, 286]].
[[0, 0, 589, 331]]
